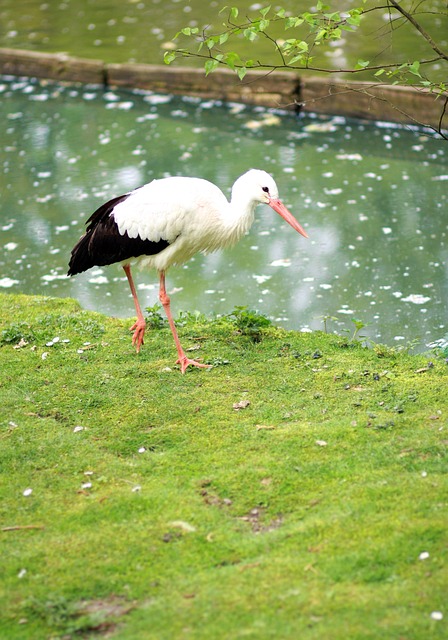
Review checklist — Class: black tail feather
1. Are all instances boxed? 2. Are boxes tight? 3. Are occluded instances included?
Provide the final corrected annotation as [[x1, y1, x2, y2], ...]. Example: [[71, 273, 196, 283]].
[[68, 192, 171, 276]]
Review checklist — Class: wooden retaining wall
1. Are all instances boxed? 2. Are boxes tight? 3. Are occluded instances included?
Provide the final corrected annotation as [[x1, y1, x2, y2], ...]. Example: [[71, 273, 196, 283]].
[[0, 47, 445, 129]]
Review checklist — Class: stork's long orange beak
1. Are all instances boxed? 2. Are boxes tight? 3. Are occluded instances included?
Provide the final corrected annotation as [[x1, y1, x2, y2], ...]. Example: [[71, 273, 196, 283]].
[[268, 198, 309, 238]]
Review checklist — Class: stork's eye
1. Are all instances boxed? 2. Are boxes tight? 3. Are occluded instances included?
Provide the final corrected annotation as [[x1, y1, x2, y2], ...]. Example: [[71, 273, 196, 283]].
[[262, 186, 269, 193]]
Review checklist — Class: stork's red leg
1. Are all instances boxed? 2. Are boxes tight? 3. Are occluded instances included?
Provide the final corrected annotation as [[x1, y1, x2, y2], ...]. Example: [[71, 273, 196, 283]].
[[123, 264, 146, 352], [159, 271, 211, 373]]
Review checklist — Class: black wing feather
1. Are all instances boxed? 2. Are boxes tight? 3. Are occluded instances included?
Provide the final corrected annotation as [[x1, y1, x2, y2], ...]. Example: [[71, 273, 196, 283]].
[[67, 193, 170, 276]]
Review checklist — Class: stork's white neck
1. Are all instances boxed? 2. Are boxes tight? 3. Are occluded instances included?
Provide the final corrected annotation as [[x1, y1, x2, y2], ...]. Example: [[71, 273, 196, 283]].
[[222, 189, 258, 245]]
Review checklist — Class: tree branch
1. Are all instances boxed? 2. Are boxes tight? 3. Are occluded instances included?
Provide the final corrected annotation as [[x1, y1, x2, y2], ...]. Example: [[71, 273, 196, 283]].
[[387, 0, 448, 60]]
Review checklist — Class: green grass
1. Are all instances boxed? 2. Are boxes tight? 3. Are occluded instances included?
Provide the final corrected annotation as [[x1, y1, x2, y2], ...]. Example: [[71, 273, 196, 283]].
[[0, 293, 446, 639]]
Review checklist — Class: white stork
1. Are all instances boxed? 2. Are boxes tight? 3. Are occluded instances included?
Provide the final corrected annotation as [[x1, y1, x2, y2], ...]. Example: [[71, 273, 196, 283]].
[[68, 169, 308, 373]]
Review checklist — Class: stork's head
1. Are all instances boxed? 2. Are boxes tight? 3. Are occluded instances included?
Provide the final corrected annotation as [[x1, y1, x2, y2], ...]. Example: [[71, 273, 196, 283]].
[[235, 169, 308, 238]]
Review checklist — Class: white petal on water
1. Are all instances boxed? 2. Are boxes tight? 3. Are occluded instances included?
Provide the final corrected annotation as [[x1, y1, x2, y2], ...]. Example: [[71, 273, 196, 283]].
[[338, 308, 354, 315], [336, 153, 362, 161], [5, 242, 18, 251], [105, 101, 134, 111], [324, 188, 343, 195], [382, 227, 392, 235], [88, 276, 109, 284], [303, 122, 337, 132], [401, 294, 431, 304], [7, 112, 23, 120], [270, 258, 291, 267], [137, 283, 156, 291], [252, 274, 272, 284], [320, 284, 332, 290], [103, 91, 120, 101], [0, 277, 19, 288], [41, 273, 67, 282], [143, 94, 172, 105], [136, 113, 159, 122]]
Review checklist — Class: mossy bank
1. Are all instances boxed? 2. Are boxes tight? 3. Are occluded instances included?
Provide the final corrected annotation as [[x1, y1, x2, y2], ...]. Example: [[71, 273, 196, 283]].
[[0, 293, 446, 639]]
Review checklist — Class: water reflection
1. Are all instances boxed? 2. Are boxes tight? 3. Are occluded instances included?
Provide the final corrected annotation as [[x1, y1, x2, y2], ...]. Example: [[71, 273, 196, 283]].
[[0, 0, 445, 81], [0, 76, 447, 351]]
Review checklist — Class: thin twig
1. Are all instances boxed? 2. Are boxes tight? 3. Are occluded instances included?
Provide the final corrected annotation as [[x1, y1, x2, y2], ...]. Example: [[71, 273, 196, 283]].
[[387, 0, 448, 60]]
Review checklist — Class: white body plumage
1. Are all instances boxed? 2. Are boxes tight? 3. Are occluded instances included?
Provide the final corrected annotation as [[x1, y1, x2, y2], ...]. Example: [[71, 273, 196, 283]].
[[111, 170, 280, 272]]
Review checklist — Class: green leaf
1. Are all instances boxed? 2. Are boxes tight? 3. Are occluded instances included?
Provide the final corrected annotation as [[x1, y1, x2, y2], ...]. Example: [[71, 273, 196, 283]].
[[163, 51, 176, 65], [219, 32, 229, 45], [285, 16, 304, 29], [347, 15, 361, 26], [230, 6, 239, 19], [374, 69, 385, 77], [224, 51, 241, 70], [258, 19, 270, 31], [408, 61, 422, 77], [180, 27, 198, 36], [355, 59, 370, 69], [324, 12, 340, 21], [259, 5, 271, 18], [331, 27, 342, 39], [237, 67, 247, 80], [205, 59, 220, 76], [244, 28, 258, 41], [289, 54, 306, 65]]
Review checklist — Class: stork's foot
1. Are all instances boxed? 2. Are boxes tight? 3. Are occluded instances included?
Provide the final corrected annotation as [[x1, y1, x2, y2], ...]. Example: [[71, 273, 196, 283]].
[[129, 319, 146, 353], [176, 354, 212, 374]]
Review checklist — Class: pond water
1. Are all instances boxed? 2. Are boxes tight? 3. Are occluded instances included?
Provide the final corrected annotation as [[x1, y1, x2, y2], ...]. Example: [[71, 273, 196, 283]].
[[0, 0, 446, 80], [0, 76, 447, 350]]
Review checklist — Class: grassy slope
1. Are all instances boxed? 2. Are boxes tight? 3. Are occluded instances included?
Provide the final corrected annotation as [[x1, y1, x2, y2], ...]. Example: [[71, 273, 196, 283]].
[[0, 293, 446, 639]]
